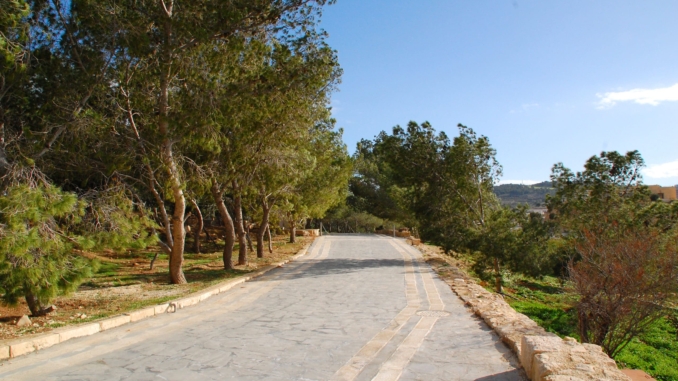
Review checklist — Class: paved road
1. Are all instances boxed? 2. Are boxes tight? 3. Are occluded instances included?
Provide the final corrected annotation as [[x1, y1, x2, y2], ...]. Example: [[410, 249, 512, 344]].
[[0, 235, 524, 381]]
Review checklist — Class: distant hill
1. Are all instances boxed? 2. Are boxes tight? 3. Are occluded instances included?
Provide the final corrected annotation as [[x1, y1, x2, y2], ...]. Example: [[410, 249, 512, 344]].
[[494, 182, 554, 207]]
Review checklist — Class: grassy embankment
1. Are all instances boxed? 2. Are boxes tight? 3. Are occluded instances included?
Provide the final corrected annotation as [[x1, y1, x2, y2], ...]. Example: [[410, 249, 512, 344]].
[[422, 243, 678, 381], [503, 275, 678, 381]]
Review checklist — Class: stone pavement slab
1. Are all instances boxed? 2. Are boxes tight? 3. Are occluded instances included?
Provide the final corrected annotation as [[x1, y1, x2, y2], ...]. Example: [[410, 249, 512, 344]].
[[0, 235, 524, 381]]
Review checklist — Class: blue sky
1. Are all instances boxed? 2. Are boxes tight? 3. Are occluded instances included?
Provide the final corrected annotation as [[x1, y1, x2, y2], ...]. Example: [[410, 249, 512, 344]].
[[320, 1, 678, 186]]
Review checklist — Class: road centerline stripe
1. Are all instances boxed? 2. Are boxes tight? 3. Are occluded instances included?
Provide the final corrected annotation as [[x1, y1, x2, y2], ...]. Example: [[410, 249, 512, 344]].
[[370, 239, 446, 381], [332, 240, 421, 381]]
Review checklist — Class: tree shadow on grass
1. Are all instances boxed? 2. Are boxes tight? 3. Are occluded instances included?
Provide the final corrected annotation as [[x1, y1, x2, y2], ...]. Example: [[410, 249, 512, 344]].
[[516, 279, 562, 294]]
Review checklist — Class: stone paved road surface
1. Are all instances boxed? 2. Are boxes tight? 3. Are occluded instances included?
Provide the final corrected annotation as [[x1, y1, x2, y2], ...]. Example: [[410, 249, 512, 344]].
[[0, 235, 525, 381]]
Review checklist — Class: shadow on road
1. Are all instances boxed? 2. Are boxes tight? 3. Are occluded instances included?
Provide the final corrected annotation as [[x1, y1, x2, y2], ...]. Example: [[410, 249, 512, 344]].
[[256, 258, 407, 280], [474, 368, 527, 381]]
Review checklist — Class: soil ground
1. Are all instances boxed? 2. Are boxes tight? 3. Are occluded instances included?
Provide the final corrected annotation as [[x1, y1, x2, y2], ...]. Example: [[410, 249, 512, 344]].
[[0, 231, 312, 341]]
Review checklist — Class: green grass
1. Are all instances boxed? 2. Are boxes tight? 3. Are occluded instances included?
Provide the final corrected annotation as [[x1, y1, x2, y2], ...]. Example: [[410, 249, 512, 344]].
[[510, 300, 578, 338], [501, 275, 678, 381], [615, 317, 678, 381], [93, 260, 121, 277]]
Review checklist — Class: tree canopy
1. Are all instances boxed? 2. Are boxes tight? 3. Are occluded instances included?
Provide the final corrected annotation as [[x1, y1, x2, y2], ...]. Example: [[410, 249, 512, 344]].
[[0, 0, 348, 312]]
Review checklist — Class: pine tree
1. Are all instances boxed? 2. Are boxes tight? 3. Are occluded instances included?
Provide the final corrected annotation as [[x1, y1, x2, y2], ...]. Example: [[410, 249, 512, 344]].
[[0, 167, 96, 316], [0, 166, 157, 315]]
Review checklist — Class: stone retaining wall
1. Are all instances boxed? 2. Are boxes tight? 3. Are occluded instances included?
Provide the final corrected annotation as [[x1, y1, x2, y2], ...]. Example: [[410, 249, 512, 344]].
[[423, 249, 631, 381]]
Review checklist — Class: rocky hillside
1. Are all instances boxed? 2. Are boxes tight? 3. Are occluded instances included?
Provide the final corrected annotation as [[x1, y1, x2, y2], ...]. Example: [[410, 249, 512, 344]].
[[493, 181, 554, 207]]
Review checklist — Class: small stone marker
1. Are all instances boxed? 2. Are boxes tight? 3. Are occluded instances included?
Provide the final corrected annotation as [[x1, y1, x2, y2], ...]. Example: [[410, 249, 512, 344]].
[[16, 315, 31, 327]]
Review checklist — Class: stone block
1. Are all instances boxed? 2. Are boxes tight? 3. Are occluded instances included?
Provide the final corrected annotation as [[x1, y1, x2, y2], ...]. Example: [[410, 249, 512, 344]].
[[32, 333, 60, 351], [0, 344, 8, 360], [175, 295, 200, 309], [58, 323, 100, 342], [534, 352, 566, 380], [125, 307, 156, 322], [8, 333, 59, 358], [521, 335, 563, 378], [9, 340, 36, 357], [582, 343, 603, 352], [99, 315, 131, 331], [198, 291, 213, 302]]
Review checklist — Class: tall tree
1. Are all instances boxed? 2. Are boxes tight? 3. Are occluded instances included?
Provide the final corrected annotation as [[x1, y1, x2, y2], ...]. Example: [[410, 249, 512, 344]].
[[283, 119, 352, 242], [68, 0, 335, 282]]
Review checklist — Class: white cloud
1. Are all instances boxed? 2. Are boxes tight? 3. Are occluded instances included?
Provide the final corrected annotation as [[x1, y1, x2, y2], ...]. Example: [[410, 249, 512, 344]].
[[497, 179, 541, 185], [597, 83, 678, 108], [643, 160, 678, 179]]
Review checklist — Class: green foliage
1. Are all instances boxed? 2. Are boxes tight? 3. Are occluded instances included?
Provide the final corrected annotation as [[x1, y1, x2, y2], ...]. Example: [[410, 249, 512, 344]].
[[504, 274, 678, 381], [615, 316, 678, 381], [289, 120, 353, 220], [512, 300, 577, 338], [322, 204, 388, 233], [352, 122, 560, 288], [546, 150, 678, 359], [0, 166, 160, 313], [0, 178, 97, 313], [78, 186, 159, 251], [547, 150, 652, 232], [0, 0, 29, 67], [470, 206, 555, 289], [347, 138, 415, 225]]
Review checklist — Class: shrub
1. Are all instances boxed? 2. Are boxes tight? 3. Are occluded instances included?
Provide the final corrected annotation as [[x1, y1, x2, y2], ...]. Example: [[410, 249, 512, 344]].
[[569, 228, 678, 357]]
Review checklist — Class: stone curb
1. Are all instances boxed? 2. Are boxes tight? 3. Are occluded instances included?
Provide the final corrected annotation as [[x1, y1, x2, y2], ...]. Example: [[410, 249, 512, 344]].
[[0, 242, 313, 361], [422, 250, 631, 381]]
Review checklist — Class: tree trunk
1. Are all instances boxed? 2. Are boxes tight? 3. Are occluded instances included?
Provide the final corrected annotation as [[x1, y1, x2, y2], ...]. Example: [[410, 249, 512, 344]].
[[146, 168, 172, 253], [24, 289, 54, 317], [257, 198, 271, 258], [157, 5, 186, 285], [233, 191, 248, 265], [167, 183, 187, 284], [211, 181, 235, 270], [190, 199, 203, 254], [246, 224, 254, 252], [289, 218, 296, 243], [494, 258, 502, 293], [25, 290, 43, 317], [267, 225, 273, 253], [578, 307, 590, 344]]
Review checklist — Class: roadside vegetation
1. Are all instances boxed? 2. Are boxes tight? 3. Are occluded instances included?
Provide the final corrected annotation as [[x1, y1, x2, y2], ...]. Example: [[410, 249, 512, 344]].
[[504, 274, 678, 381], [0, 234, 312, 340], [2, 2, 676, 378], [0, 0, 349, 326], [344, 121, 678, 378]]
